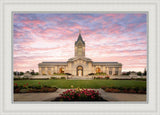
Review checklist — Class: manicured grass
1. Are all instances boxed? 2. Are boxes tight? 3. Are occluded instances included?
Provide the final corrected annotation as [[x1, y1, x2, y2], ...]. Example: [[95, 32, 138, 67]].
[[14, 79, 146, 89]]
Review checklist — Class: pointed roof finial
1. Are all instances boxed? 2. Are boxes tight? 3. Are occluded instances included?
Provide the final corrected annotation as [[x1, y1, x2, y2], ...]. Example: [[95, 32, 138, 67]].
[[79, 29, 81, 34], [75, 29, 85, 45]]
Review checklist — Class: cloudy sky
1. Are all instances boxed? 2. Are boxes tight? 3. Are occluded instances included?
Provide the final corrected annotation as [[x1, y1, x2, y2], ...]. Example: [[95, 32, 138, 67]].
[[13, 13, 147, 72]]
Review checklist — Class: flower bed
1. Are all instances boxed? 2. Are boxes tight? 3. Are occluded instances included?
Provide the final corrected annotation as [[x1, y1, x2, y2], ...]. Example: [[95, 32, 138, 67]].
[[57, 88, 105, 101], [14, 82, 57, 93], [94, 76, 110, 80], [101, 86, 146, 94]]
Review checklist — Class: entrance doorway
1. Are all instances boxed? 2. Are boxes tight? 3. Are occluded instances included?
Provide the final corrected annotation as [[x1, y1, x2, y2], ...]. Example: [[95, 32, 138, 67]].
[[77, 66, 83, 76]]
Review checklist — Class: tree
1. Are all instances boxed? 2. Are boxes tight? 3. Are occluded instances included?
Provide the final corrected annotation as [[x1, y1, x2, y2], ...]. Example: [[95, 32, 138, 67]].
[[14, 71, 17, 76], [19, 72, 24, 75], [26, 71, 30, 73], [14, 71, 19, 76], [143, 68, 147, 76], [137, 71, 142, 76], [35, 72, 39, 75], [30, 70, 35, 75]]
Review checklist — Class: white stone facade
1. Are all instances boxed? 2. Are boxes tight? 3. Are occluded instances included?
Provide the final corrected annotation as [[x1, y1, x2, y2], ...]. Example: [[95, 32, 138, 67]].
[[38, 33, 122, 76]]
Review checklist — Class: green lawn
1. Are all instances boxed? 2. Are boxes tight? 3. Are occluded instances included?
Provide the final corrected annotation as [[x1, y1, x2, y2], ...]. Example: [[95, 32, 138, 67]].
[[14, 80, 146, 89]]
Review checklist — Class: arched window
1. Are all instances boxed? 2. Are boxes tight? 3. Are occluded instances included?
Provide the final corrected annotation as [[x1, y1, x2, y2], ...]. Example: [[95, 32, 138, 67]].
[[96, 67, 101, 73], [59, 68, 64, 73]]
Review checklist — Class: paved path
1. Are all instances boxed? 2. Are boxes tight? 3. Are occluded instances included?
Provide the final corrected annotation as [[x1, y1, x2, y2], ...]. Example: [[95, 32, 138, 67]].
[[98, 89, 146, 101], [14, 89, 67, 101], [14, 89, 146, 102]]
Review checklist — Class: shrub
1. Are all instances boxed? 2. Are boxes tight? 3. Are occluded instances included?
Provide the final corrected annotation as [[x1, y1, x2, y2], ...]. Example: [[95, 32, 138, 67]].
[[14, 77, 29, 80], [60, 89, 101, 101], [51, 77, 57, 79], [61, 77, 66, 79], [43, 85, 51, 88], [134, 87, 139, 93], [88, 73, 95, 75], [102, 86, 146, 94], [105, 76, 110, 80], [118, 87, 125, 90], [65, 73, 72, 75], [29, 78, 49, 80], [35, 85, 41, 89], [94, 77, 100, 79]]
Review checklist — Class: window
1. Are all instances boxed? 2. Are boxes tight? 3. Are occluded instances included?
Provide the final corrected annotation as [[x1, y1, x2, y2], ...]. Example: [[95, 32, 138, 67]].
[[109, 68, 112, 75], [109, 71, 112, 75], [96, 67, 101, 73], [59, 68, 64, 73], [115, 68, 119, 75]]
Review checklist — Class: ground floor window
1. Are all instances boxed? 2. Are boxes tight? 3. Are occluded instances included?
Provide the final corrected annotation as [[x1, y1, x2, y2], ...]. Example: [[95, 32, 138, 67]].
[[109, 71, 112, 75], [59, 68, 64, 73], [96, 67, 101, 73], [115, 71, 118, 75]]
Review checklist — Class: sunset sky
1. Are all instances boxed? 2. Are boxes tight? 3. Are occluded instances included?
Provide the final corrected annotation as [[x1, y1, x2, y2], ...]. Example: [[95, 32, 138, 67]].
[[13, 13, 147, 72]]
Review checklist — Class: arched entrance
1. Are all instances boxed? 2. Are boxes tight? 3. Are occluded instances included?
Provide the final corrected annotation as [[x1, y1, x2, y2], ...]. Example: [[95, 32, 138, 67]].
[[77, 66, 83, 76]]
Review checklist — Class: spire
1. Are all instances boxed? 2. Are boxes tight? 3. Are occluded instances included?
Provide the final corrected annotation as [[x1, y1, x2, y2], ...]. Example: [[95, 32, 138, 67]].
[[79, 29, 81, 34], [75, 30, 85, 45]]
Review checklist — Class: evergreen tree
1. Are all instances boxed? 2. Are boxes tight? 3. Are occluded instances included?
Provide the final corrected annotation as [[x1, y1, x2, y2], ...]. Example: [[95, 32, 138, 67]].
[[143, 68, 147, 76]]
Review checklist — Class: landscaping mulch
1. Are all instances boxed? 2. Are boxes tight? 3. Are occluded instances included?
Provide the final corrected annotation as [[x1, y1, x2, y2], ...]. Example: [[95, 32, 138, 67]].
[[102, 88, 146, 94], [14, 87, 57, 93], [53, 96, 107, 101]]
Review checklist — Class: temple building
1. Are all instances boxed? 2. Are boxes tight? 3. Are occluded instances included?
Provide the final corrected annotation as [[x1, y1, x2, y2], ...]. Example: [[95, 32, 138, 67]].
[[38, 32, 122, 76]]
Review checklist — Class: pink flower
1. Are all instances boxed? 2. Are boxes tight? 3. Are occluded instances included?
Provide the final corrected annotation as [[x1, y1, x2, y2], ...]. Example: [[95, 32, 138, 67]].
[[91, 96, 94, 99]]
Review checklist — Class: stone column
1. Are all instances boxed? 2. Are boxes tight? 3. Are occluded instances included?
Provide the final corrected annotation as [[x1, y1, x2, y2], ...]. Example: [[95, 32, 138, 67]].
[[51, 67, 54, 75], [45, 67, 47, 75], [106, 67, 109, 75], [103, 66, 105, 73], [118, 67, 122, 75], [55, 66, 57, 73], [112, 67, 115, 75], [39, 67, 42, 75]]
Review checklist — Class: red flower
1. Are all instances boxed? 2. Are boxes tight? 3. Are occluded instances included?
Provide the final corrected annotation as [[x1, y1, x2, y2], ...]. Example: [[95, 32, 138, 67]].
[[26, 83, 28, 86], [38, 82, 40, 84], [24, 84, 26, 87], [14, 83, 17, 86]]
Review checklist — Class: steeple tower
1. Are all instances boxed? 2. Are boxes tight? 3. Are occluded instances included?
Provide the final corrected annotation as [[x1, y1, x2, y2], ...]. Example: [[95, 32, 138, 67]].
[[75, 30, 85, 57]]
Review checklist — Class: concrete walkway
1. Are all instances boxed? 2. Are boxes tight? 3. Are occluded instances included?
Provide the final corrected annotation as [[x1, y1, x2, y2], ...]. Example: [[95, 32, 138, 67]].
[[14, 89, 146, 102], [14, 89, 67, 101], [98, 89, 146, 101]]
